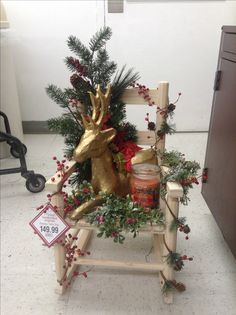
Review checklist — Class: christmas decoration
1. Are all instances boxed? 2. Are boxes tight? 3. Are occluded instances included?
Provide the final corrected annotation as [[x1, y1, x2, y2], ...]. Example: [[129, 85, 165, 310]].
[[34, 27, 203, 300]]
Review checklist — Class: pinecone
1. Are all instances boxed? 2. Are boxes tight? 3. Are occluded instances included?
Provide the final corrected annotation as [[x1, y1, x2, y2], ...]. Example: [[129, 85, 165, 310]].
[[168, 103, 176, 112], [70, 74, 80, 88], [174, 258, 184, 271], [171, 280, 186, 292], [148, 121, 156, 131], [183, 225, 191, 234]]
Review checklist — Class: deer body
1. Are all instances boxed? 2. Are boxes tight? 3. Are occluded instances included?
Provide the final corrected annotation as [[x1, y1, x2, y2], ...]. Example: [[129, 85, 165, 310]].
[[91, 148, 129, 196]]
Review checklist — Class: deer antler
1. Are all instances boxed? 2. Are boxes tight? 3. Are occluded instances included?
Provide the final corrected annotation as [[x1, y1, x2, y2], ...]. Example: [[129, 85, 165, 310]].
[[81, 85, 111, 130]]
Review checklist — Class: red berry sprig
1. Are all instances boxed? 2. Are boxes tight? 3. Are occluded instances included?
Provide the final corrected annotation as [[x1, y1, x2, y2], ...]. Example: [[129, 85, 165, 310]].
[[132, 83, 155, 106], [57, 234, 92, 288], [179, 176, 199, 186], [51, 155, 69, 182]]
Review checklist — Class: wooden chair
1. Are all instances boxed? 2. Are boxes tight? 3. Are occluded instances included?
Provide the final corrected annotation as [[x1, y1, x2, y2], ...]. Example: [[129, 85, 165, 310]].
[[46, 81, 183, 304]]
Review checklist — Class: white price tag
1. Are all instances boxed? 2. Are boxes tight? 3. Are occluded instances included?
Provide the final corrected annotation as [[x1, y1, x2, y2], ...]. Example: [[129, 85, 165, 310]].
[[30, 204, 70, 247]]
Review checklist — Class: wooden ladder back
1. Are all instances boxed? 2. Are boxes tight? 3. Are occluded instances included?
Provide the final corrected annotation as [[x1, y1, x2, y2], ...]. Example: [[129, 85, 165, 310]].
[[46, 81, 184, 304], [122, 81, 169, 151]]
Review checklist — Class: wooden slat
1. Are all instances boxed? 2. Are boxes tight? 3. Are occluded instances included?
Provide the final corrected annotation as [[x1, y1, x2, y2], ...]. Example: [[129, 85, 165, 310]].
[[75, 258, 164, 272], [137, 131, 155, 146], [46, 160, 77, 193], [121, 88, 159, 104]]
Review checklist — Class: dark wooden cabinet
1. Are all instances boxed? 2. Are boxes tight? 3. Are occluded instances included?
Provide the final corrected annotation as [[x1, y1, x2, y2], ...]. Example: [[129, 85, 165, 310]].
[[202, 26, 236, 258]]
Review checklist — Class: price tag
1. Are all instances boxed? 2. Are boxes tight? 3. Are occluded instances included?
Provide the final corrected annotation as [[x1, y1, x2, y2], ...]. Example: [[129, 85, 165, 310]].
[[29, 204, 70, 247]]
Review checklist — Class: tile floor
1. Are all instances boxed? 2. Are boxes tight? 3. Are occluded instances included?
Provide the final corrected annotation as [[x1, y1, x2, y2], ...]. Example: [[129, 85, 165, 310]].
[[1, 133, 236, 315]]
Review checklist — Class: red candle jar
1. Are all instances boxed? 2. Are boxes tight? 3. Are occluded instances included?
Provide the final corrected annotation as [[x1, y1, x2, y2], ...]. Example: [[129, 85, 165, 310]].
[[130, 163, 160, 209]]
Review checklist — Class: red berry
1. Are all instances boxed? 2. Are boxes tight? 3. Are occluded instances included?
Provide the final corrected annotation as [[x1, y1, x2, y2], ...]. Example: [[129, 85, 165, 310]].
[[51, 177, 55, 182], [185, 236, 189, 240], [52, 156, 57, 160]]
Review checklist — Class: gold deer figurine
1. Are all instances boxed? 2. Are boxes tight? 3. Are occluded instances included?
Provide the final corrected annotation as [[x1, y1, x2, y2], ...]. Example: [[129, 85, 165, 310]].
[[69, 85, 157, 221]]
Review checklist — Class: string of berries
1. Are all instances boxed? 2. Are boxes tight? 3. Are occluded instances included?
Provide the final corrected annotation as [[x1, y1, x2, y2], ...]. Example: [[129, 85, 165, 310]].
[[163, 234, 193, 270], [178, 222, 191, 240], [132, 82, 155, 106], [169, 215, 191, 240], [142, 87, 181, 151]]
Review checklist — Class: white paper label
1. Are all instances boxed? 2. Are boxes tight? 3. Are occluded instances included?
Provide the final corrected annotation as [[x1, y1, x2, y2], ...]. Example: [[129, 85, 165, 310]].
[[30, 204, 70, 247]]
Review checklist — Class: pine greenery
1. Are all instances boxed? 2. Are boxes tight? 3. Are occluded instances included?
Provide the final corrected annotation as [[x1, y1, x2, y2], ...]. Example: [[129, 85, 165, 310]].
[[46, 27, 140, 185]]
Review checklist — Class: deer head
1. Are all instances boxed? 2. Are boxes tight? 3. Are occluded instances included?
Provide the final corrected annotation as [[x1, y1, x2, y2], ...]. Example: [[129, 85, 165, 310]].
[[73, 85, 116, 163]]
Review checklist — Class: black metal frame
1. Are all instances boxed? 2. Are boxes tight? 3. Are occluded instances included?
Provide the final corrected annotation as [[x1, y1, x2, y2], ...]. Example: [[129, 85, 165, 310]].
[[0, 111, 42, 186]]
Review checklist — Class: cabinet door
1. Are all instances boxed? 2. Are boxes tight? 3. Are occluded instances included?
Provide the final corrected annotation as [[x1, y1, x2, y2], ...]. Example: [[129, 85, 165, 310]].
[[202, 53, 236, 257]]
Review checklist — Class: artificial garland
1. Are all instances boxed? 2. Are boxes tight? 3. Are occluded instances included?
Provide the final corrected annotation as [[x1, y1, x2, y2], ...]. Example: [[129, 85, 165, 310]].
[[86, 193, 165, 243]]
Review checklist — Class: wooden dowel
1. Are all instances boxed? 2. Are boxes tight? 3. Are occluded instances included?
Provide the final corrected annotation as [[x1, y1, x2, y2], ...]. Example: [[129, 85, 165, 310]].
[[75, 258, 164, 272], [156, 81, 169, 156]]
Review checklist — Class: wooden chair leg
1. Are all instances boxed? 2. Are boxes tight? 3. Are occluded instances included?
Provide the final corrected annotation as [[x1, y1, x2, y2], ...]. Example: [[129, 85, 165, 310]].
[[51, 193, 67, 294], [54, 241, 66, 294]]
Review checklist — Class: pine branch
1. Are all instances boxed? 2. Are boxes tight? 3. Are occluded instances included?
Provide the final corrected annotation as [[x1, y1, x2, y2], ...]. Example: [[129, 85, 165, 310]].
[[111, 66, 140, 102], [89, 26, 112, 52], [96, 49, 109, 66], [46, 84, 69, 108], [48, 115, 82, 138], [67, 36, 91, 64]]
